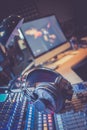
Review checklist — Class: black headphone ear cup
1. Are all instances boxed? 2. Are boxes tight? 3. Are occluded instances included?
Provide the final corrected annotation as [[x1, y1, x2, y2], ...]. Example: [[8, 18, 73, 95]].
[[33, 83, 56, 112], [46, 83, 65, 113], [33, 82, 64, 113]]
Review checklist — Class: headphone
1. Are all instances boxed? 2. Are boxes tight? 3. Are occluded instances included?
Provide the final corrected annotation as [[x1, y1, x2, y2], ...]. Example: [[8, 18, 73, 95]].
[[23, 67, 73, 113]]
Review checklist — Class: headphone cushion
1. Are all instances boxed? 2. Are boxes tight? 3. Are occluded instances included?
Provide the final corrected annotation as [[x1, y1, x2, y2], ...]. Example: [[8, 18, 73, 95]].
[[35, 82, 57, 96]]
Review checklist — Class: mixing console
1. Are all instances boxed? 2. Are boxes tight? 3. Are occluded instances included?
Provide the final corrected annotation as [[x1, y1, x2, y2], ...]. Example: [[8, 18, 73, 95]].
[[0, 82, 87, 130]]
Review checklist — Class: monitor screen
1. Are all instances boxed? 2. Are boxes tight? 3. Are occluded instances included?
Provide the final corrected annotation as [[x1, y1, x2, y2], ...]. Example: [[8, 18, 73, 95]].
[[20, 15, 70, 65]]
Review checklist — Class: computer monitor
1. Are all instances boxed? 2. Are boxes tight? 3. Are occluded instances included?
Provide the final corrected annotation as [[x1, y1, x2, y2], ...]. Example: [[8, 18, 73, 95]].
[[20, 15, 70, 65]]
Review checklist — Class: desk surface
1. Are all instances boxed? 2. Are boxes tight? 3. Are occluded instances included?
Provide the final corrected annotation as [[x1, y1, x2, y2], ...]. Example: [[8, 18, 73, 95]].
[[22, 47, 87, 85], [53, 48, 87, 84]]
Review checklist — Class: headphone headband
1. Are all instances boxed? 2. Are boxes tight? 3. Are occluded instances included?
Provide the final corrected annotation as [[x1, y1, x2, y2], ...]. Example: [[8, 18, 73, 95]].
[[26, 68, 60, 86]]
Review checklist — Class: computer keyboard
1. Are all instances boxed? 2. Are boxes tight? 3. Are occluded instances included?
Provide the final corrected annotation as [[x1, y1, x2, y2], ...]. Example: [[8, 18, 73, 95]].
[[0, 82, 87, 130], [45, 55, 74, 70]]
